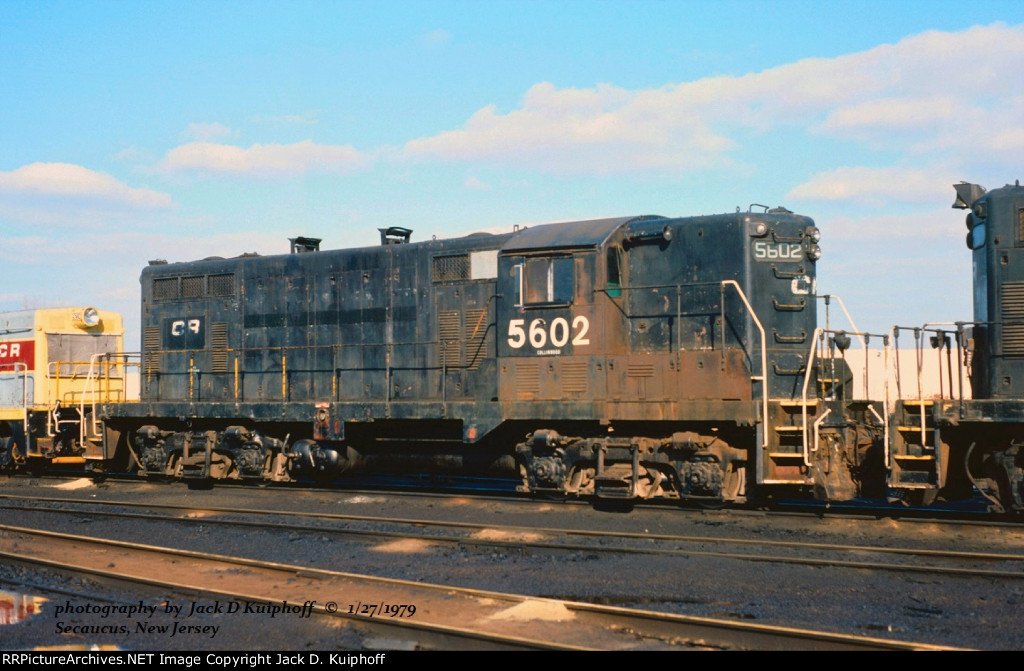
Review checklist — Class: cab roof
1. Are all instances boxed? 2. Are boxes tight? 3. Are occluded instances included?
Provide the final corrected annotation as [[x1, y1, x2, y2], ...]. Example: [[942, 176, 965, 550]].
[[500, 215, 665, 254]]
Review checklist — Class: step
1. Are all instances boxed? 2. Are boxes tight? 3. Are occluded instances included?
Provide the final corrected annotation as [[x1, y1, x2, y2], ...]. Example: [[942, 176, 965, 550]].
[[778, 399, 820, 408]]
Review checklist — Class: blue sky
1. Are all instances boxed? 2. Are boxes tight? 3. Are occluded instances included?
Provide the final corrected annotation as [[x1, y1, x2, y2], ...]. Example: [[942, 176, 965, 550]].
[[2, 0, 1023, 348]]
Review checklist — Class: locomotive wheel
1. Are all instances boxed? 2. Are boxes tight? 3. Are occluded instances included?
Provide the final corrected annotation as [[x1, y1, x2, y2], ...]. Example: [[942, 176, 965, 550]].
[[697, 464, 746, 509]]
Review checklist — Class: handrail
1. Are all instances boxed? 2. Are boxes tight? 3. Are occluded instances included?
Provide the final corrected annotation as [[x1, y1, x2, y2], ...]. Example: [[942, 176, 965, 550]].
[[81, 354, 100, 445], [801, 328, 823, 464], [818, 294, 866, 348], [800, 327, 892, 465], [720, 280, 768, 449], [809, 407, 832, 468]]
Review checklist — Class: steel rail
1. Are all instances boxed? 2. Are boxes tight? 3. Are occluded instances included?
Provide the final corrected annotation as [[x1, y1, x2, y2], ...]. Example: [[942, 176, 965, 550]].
[[5, 496, 1024, 581], [0, 523, 956, 651]]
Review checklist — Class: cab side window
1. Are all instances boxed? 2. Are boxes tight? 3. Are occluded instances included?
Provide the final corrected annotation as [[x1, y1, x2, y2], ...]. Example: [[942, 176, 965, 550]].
[[606, 246, 623, 298], [524, 256, 573, 305]]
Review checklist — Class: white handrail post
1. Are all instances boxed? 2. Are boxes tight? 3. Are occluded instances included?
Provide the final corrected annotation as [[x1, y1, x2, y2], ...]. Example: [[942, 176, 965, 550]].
[[721, 280, 768, 449]]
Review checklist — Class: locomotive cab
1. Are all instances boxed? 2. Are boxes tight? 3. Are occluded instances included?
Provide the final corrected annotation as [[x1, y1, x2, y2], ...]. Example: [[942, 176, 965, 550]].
[[956, 180, 1024, 399]]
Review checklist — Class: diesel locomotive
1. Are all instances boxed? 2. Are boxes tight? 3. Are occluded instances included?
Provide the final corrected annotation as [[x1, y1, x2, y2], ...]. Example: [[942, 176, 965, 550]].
[[0, 307, 129, 469], [98, 205, 862, 507]]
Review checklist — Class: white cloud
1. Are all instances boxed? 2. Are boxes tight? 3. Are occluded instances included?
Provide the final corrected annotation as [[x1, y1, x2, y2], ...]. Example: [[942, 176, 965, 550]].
[[820, 97, 958, 133], [787, 166, 954, 207], [0, 162, 173, 218], [154, 140, 365, 178], [405, 82, 734, 175], [181, 122, 234, 142], [0, 229, 294, 270], [821, 207, 964, 241], [403, 23, 1024, 176]]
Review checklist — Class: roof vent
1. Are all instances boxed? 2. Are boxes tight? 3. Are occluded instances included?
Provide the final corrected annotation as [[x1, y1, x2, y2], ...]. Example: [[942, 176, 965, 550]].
[[290, 237, 322, 253], [379, 227, 413, 245]]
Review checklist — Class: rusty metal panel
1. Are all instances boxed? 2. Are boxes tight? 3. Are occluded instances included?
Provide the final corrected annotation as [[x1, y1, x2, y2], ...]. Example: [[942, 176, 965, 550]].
[[513, 361, 539, 399], [561, 360, 588, 395], [678, 351, 751, 401]]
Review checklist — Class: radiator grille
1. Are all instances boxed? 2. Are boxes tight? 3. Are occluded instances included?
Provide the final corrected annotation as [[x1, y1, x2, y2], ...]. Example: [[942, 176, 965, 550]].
[[181, 276, 204, 298], [153, 278, 178, 300], [432, 255, 470, 282], [208, 273, 235, 296]]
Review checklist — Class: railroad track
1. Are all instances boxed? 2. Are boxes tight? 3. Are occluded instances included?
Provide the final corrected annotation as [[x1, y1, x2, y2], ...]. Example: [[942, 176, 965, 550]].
[[9, 471, 1009, 521], [4, 494, 1023, 582], [0, 523, 957, 651]]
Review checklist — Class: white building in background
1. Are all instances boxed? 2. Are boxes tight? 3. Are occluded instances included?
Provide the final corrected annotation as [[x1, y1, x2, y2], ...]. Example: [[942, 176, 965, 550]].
[[829, 345, 970, 402]]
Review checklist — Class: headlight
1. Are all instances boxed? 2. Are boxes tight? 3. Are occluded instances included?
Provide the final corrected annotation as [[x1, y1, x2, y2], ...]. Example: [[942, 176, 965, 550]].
[[807, 244, 822, 261], [805, 226, 821, 243], [74, 307, 101, 328]]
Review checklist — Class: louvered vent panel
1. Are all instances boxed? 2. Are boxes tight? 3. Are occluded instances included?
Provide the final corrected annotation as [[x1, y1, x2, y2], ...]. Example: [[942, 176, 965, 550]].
[[562, 361, 588, 394], [627, 363, 656, 378], [211, 323, 229, 373], [1003, 283, 1024, 355], [438, 311, 463, 366], [515, 362, 540, 398], [1005, 326, 1024, 355], [143, 326, 160, 373], [464, 309, 488, 371]]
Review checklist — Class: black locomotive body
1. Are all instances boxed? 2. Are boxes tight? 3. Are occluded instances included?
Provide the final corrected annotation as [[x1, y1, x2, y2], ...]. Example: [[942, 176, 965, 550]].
[[909, 180, 1024, 512], [103, 206, 873, 504]]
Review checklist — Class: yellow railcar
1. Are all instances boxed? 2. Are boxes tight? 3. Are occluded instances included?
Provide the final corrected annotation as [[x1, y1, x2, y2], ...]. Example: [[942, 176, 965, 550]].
[[0, 307, 131, 469]]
